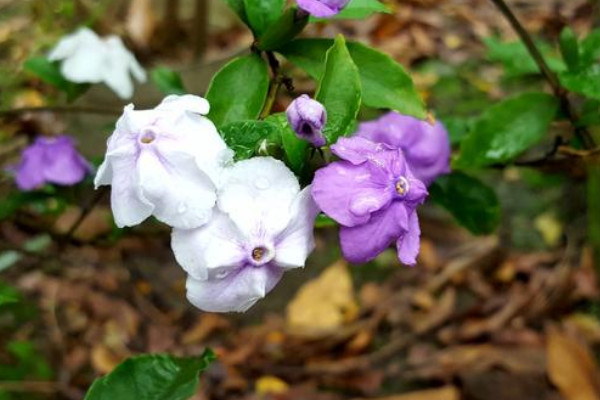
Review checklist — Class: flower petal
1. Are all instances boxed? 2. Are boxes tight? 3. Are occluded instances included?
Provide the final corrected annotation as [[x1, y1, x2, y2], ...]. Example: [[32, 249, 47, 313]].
[[330, 136, 384, 165], [171, 210, 246, 280], [312, 160, 390, 227], [339, 201, 407, 263], [186, 265, 284, 313], [137, 149, 216, 229], [156, 95, 210, 115], [275, 187, 319, 268], [218, 157, 300, 237], [396, 211, 421, 266], [108, 156, 153, 227]]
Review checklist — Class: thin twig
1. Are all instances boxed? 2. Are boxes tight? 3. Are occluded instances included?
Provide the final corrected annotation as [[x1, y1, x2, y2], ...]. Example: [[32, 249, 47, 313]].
[[489, 0, 595, 149], [0, 106, 121, 117], [61, 187, 108, 242]]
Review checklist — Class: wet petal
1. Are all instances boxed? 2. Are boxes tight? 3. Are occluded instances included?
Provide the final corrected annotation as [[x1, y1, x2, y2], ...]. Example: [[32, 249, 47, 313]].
[[396, 211, 421, 266], [186, 265, 284, 313]]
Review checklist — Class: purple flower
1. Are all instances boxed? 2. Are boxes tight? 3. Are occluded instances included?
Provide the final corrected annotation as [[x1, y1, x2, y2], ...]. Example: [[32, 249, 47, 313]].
[[297, 0, 351, 18], [171, 157, 319, 313], [356, 112, 451, 185], [13, 135, 91, 191], [312, 137, 428, 265], [286, 94, 327, 147]]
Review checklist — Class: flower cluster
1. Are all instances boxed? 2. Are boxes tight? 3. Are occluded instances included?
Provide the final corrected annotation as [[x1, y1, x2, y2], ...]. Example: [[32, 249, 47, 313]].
[[312, 112, 450, 266], [96, 95, 319, 312], [48, 27, 146, 99]]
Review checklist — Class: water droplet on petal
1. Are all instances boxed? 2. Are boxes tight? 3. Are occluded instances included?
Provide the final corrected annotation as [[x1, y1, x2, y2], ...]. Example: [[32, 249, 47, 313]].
[[254, 176, 270, 190], [177, 203, 188, 214], [215, 271, 229, 279]]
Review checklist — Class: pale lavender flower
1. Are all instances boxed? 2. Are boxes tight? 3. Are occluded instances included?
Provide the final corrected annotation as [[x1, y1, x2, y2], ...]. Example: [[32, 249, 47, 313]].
[[94, 95, 233, 229], [312, 136, 428, 265], [286, 94, 327, 147], [297, 0, 351, 18], [171, 157, 319, 313], [356, 112, 451, 185], [14, 135, 91, 191]]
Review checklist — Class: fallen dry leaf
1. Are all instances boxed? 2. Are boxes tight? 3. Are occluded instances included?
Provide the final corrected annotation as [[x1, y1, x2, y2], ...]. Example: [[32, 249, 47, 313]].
[[286, 260, 359, 337], [255, 375, 289, 395], [365, 386, 459, 400], [547, 328, 600, 400]]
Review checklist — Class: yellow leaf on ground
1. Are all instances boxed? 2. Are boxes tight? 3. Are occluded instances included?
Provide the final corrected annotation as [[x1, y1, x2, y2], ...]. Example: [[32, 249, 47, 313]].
[[255, 375, 288, 395], [547, 329, 600, 400], [286, 260, 359, 337]]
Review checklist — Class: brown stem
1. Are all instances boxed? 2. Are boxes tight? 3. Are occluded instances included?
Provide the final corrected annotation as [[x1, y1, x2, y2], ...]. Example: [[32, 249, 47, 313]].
[[0, 106, 121, 117], [192, 0, 208, 58], [61, 187, 108, 243], [489, 0, 595, 149]]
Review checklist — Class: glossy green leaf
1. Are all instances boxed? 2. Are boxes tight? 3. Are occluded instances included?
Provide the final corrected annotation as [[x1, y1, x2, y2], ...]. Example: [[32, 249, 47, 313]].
[[221, 0, 249, 24], [456, 92, 559, 167], [279, 39, 425, 118], [315, 36, 362, 144], [580, 29, 600, 67], [84, 350, 215, 400], [24, 57, 90, 101], [559, 27, 580, 71], [150, 67, 186, 95], [483, 37, 566, 77], [311, 0, 389, 21], [559, 65, 600, 101], [265, 113, 308, 175], [430, 172, 500, 235], [220, 120, 280, 160], [205, 54, 269, 127], [244, 0, 285, 36], [257, 7, 309, 51]]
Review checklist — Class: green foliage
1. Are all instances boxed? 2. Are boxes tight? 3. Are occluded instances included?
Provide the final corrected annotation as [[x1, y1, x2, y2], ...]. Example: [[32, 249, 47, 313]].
[[256, 7, 309, 51], [0, 340, 52, 381], [559, 27, 580, 71], [150, 67, 186, 95], [279, 39, 425, 118], [205, 54, 269, 127], [311, 0, 389, 21], [265, 113, 308, 176], [221, 0, 249, 25], [244, 0, 285, 36], [455, 92, 559, 167], [219, 120, 280, 160], [560, 65, 600, 100], [430, 172, 500, 235], [85, 350, 216, 400], [315, 36, 362, 144], [483, 37, 565, 77], [439, 116, 472, 145], [0, 283, 19, 306], [24, 57, 90, 101]]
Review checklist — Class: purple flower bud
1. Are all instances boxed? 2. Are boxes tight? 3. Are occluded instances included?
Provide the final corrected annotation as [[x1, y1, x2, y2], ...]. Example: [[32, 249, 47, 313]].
[[355, 112, 451, 185], [13, 135, 91, 191], [297, 0, 351, 18], [286, 94, 327, 147], [312, 136, 428, 266]]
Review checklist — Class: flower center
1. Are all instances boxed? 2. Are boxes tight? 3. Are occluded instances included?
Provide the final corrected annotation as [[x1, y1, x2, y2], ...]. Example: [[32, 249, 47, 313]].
[[395, 177, 410, 197], [139, 128, 157, 144], [300, 122, 313, 135], [252, 247, 266, 262]]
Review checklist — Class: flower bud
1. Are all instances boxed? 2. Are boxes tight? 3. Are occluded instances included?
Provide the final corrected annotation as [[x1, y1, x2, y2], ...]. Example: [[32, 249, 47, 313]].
[[296, 0, 351, 18], [286, 94, 327, 147]]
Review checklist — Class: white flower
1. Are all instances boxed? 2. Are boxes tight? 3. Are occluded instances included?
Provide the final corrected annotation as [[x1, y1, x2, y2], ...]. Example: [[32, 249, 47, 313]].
[[95, 95, 233, 229], [171, 157, 319, 313], [48, 27, 146, 99]]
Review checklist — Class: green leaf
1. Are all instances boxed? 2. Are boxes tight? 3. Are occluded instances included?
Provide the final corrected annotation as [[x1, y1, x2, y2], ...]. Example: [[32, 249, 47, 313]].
[[455, 92, 559, 167], [244, 0, 285, 36], [279, 39, 425, 118], [0, 283, 20, 307], [256, 7, 309, 51], [311, 0, 389, 21], [265, 113, 308, 175], [559, 27, 580, 71], [559, 65, 600, 101], [220, 120, 280, 160], [205, 54, 269, 127], [580, 29, 600, 67], [483, 37, 566, 77], [221, 0, 249, 25], [150, 67, 186, 95], [315, 36, 362, 144], [84, 350, 216, 400], [429, 172, 500, 235], [439, 116, 472, 145], [24, 57, 90, 101]]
